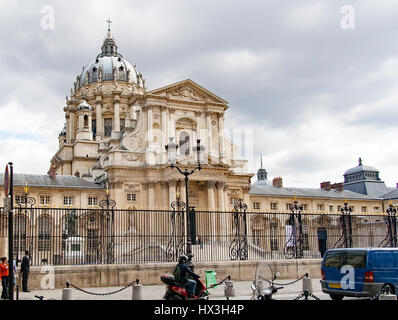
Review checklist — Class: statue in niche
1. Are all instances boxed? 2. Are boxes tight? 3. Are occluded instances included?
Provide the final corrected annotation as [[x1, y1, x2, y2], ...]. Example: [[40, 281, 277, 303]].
[[67, 210, 78, 236]]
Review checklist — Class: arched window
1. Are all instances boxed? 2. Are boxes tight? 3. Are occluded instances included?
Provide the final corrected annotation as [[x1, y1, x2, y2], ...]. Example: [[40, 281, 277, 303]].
[[38, 216, 52, 252], [179, 131, 190, 156], [84, 115, 89, 128]]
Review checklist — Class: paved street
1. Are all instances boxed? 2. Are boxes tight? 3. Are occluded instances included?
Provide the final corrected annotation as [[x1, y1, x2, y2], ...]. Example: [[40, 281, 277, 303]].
[[13, 278, 365, 300]]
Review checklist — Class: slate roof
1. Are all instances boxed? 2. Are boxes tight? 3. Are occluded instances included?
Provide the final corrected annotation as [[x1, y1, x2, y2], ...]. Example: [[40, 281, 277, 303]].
[[250, 181, 379, 200], [0, 174, 103, 190]]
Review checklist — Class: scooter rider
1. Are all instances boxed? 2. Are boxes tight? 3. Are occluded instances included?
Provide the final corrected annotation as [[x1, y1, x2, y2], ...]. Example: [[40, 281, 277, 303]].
[[174, 255, 200, 298]]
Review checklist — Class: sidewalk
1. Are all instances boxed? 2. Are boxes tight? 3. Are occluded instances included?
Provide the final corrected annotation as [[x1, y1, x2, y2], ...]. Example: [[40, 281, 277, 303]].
[[16, 278, 323, 300]]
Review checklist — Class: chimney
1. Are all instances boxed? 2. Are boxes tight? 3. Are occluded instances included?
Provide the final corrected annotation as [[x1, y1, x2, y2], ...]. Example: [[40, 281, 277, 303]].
[[331, 182, 344, 192], [74, 170, 80, 178], [320, 181, 331, 191], [273, 177, 283, 188], [47, 165, 57, 180]]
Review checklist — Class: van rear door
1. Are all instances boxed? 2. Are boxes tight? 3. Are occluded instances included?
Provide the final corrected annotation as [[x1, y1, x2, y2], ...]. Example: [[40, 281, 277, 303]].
[[323, 250, 367, 292]]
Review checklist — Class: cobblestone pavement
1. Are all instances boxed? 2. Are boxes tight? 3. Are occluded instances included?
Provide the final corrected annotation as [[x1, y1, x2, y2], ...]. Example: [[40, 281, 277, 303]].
[[12, 278, 351, 300]]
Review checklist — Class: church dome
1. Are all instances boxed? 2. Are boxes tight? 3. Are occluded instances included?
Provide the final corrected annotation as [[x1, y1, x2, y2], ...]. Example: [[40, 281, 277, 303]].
[[343, 158, 379, 176], [76, 27, 144, 90], [343, 158, 380, 183]]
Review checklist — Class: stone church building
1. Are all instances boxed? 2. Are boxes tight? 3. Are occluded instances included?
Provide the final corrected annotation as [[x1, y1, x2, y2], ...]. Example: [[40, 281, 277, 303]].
[[50, 27, 252, 211]]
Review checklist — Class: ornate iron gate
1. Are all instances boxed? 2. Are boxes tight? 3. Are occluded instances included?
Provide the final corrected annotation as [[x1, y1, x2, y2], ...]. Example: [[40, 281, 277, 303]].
[[229, 199, 248, 260]]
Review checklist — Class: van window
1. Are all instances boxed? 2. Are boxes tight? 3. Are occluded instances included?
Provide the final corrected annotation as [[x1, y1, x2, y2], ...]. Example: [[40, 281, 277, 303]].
[[374, 252, 398, 268], [342, 251, 367, 268], [324, 250, 367, 268], [324, 251, 343, 268]]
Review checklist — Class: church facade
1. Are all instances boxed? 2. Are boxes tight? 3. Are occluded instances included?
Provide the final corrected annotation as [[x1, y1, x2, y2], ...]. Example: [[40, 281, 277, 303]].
[[51, 27, 252, 211]]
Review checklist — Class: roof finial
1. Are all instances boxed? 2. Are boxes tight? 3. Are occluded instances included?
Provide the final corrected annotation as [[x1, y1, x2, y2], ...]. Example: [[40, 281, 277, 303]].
[[358, 157, 362, 166], [106, 18, 112, 37], [260, 154, 263, 169]]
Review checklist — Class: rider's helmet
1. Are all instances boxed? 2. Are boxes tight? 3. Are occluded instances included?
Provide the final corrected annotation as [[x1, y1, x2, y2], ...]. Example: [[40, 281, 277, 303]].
[[178, 255, 188, 264]]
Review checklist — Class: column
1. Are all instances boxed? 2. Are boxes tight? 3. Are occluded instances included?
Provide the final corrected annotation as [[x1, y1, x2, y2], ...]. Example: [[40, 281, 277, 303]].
[[95, 97, 103, 139], [206, 111, 212, 156], [147, 105, 153, 149], [169, 108, 176, 142], [206, 180, 216, 211], [216, 182, 225, 211], [148, 182, 155, 209], [206, 181, 217, 240], [162, 182, 169, 209], [180, 181, 186, 204], [168, 180, 177, 205], [66, 113, 71, 142], [114, 95, 120, 133], [218, 112, 225, 162], [70, 111, 76, 141], [161, 106, 168, 163], [216, 182, 225, 242]]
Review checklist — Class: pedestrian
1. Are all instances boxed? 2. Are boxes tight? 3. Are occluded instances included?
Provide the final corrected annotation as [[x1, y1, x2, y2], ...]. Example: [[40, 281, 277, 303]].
[[21, 251, 30, 292], [0, 257, 9, 299]]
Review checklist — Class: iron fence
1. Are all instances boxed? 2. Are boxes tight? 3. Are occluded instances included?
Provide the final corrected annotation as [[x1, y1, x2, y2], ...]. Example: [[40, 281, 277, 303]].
[[0, 206, 393, 266]]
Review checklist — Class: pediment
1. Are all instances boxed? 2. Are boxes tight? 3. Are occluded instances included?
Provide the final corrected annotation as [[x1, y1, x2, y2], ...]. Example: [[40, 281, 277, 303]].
[[147, 79, 228, 105]]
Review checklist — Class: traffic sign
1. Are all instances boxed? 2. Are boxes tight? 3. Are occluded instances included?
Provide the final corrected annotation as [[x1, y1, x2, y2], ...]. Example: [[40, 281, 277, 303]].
[[4, 164, 10, 197]]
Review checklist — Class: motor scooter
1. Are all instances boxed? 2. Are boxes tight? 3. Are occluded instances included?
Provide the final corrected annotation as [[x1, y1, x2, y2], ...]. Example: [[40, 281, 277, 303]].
[[161, 274, 229, 300], [251, 271, 284, 301], [161, 273, 208, 300]]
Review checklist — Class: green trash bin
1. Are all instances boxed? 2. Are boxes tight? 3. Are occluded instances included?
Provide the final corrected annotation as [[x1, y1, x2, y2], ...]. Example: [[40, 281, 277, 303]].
[[205, 270, 217, 294]]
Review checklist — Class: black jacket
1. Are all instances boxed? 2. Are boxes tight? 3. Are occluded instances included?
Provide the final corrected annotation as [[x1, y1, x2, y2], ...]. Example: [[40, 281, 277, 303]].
[[21, 256, 30, 273], [176, 263, 199, 284]]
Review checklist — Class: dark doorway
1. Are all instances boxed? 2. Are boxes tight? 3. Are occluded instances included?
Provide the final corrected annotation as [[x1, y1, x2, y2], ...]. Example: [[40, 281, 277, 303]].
[[317, 228, 327, 258]]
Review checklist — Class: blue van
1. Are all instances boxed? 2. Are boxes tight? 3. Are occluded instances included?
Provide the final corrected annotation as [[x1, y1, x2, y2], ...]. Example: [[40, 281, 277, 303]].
[[320, 248, 398, 300]]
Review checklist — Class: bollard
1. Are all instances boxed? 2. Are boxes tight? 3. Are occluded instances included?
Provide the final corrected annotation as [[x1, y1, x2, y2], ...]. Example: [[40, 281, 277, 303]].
[[224, 280, 235, 299], [132, 279, 143, 300], [379, 286, 397, 300], [302, 277, 313, 293], [62, 288, 73, 300], [62, 282, 73, 300]]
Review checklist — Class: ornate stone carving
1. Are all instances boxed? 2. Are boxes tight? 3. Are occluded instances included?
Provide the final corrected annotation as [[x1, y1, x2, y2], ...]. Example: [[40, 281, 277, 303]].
[[122, 153, 142, 162], [167, 86, 204, 102]]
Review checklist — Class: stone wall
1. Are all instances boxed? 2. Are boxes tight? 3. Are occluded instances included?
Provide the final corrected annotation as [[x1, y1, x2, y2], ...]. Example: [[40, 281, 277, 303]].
[[24, 259, 322, 290]]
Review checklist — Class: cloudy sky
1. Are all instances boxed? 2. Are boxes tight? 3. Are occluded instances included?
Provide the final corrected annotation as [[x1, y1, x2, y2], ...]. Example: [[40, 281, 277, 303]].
[[0, 0, 397, 188]]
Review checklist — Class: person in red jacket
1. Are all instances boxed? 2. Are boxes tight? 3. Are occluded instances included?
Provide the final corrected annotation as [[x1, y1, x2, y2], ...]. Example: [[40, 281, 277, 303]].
[[0, 257, 9, 300]]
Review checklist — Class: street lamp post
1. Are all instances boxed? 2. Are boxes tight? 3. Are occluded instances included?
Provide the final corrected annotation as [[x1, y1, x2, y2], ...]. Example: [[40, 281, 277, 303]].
[[386, 202, 397, 248], [165, 138, 205, 270]]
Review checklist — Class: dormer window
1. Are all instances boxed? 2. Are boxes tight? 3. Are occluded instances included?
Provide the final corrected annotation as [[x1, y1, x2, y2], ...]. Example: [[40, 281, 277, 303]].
[[119, 66, 124, 71], [92, 67, 97, 72]]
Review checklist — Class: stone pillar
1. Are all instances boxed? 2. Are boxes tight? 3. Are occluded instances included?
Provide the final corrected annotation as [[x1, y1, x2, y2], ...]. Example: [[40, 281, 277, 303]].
[[169, 108, 176, 142], [161, 106, 168, 163], [147, 105, 153, 148], [218, 112, 225, 162], [206, 181, 216, 211], [148, 182, 155, 209], [95, 97, 103, 139], [66, 113, 71, 142], [180, 181, 186, 204], [216, 182, 225, 211], [114, 95, 120, 133], [168, 180, 177, 205], [223, 184, 229, 211], [70, 111, 76, 141], [206, 180, 217, 238], [162, 182, 169, 209], [206, 111, 212, 156]]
